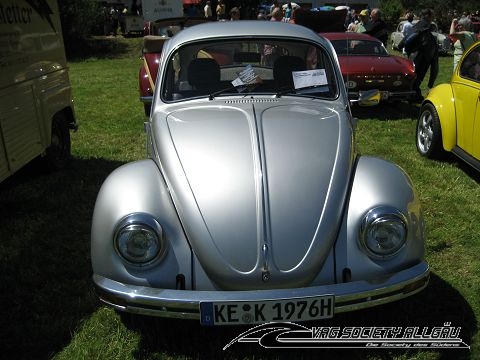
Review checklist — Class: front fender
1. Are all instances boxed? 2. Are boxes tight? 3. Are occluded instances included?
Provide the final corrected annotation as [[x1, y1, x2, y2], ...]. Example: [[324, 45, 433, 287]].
[[423, 84, 456, 151], [91, 159, 192, 289], [335, 156, 425, 282]]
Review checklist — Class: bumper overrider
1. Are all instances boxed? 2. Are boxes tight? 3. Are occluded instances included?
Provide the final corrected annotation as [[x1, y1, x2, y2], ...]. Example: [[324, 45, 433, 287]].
[[93, 261, 429, 323], [348, 90, 416, 102]]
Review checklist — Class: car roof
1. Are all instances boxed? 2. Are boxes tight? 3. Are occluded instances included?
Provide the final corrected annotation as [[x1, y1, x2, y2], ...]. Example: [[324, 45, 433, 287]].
[[166, 20, 330, 49], [320, 32, 381, 42]]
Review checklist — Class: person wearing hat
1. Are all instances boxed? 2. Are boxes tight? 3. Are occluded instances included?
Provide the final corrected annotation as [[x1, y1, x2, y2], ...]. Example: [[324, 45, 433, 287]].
[[355, 9, 369, 33], [450, 17, 477, 71]]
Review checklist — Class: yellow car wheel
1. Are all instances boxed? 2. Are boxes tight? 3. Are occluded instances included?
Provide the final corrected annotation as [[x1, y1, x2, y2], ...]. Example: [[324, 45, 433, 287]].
[[416, 103, 444, 159]]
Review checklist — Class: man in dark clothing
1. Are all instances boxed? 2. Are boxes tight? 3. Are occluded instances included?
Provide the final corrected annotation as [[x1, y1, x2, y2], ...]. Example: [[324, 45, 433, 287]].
[[364, 8, 388, 45], [401, 9, 439, 102]]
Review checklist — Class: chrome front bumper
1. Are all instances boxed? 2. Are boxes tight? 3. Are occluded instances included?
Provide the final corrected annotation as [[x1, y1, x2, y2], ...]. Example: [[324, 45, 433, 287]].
[[93, 261, 429, 322], [348, 90, 416, 102]]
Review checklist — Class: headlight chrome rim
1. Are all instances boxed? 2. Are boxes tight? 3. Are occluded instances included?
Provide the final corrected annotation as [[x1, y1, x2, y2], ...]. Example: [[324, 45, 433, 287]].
[[359, 206, 408, 260], [114, 213, 167, 267]]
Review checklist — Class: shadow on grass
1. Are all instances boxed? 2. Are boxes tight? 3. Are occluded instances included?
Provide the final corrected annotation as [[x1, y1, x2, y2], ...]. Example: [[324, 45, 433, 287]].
[[352, 101, 421, 121], [120, 273, 476, 360], [440, 153, 480, 184], [1, 155, 477, 360], [0, 157, 124, 360]]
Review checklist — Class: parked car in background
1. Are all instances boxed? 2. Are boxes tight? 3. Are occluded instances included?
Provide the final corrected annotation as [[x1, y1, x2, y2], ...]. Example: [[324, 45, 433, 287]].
[[391, 20, 451, 54], [92, 20, 429, 325], [416, 41, 480, 170], [321, 32, 416, 103], [140, 17, 210, 116]]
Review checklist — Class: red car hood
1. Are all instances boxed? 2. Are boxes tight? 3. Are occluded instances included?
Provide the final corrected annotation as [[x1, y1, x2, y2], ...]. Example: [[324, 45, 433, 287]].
[[338, 55, 414, 75]]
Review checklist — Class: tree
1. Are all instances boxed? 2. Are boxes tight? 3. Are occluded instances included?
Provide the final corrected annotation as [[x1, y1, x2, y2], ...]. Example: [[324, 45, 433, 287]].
[[58, 0, 103, 55], [384, 0, 480, 31], [378, 0, 404, 29]]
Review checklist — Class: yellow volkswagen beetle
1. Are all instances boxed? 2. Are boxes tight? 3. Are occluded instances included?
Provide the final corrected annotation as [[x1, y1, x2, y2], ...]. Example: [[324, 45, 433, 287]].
[[416, 41, 480, 168]]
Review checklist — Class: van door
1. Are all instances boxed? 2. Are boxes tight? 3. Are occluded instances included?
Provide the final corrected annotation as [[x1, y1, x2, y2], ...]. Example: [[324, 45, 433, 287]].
[[0, 85, 44, 176]]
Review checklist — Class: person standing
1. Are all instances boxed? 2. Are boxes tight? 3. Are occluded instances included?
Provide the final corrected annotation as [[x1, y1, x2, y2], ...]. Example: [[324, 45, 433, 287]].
[[119, 6, 127, 36], [402, 11, 414, 55], [364, 8, 388, 45], [284, 3, 293, 22], [216, 0, 226, 20], [270, 7, 283, 22], [229, 7, 240, 21], [450, 17, 477, 71], [270, 0, 279, 17], [103, 5, 111, 36], [407, 9, 439, 103], [109, 6, 119, 36], [204, 1, 212, 19], [355, 9, 369, 33], [345, 8, 358, 31]]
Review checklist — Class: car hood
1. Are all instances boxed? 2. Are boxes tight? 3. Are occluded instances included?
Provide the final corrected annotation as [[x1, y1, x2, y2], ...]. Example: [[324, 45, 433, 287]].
[[152, 99, 354, 289], [338, 55, 413, 75]]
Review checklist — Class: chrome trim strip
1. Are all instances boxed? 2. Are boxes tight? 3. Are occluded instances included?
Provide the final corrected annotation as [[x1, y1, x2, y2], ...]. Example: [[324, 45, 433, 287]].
[[140, 96, 153, 103], [93, 262, 429, 321]]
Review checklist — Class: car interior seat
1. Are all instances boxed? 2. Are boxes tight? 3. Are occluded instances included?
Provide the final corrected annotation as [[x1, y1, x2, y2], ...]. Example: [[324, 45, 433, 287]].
[[187, 58, 221, 94], [273, 55, 306, 89]]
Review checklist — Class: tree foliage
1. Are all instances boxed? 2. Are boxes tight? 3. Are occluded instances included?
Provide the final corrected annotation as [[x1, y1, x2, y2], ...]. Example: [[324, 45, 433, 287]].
[[380, 0, 480, 31], [58, 0, 103, 55]]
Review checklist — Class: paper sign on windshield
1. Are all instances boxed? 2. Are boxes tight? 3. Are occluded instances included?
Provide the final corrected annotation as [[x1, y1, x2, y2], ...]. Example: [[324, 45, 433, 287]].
[[293, 69, 328, 89], [232, 65, 262, 87]]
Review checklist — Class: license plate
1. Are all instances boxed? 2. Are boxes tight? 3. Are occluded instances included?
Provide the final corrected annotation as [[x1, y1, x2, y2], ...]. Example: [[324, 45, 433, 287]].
[[200, 295, 334, 326]]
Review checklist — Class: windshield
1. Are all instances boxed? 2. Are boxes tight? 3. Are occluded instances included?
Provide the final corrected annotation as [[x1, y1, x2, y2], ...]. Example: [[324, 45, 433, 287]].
[[161, 38, 338, 102], [330, 39, 388, 56]]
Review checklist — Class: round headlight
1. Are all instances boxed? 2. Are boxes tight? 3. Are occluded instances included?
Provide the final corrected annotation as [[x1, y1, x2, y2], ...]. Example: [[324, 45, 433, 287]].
[[114, 214, 166, 266], [360, 207, 407, 259]]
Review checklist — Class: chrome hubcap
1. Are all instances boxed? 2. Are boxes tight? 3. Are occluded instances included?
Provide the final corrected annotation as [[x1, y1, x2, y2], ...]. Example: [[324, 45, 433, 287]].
[[417, 112, 433, 154]]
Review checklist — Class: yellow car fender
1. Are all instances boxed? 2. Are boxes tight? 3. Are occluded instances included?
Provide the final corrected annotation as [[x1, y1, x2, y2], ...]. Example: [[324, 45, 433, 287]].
[[423, 84, 456, 151]]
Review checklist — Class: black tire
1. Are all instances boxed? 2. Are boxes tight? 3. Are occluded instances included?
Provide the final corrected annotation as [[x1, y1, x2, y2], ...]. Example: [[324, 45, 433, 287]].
[[416, 103, 444, 159], [45, 114, 71, 171]]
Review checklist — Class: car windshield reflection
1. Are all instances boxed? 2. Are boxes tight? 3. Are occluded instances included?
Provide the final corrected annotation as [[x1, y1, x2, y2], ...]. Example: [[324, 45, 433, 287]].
[[161, 39, 338, 102], [330, 39, 388, 56]]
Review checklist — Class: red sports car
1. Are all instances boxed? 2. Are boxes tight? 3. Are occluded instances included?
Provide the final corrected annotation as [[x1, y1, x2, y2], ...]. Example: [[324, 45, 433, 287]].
[[139, 17, 210, 116], [320, 32, 416, 103]]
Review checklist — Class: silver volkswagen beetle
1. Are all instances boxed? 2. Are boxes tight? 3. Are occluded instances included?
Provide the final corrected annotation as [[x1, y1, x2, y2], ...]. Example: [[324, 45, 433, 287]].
[[91, 21, 429, 325]]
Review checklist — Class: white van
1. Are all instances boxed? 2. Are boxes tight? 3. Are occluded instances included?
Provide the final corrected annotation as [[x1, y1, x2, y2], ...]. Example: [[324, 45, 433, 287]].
[[0, 0, 76, 183]]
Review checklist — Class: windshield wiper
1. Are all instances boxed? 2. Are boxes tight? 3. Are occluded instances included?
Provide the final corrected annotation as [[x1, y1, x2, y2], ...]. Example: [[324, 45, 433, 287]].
[[276, 85, 331, 98], [275, 86, 296, 98], [208, 84, 235, 100]]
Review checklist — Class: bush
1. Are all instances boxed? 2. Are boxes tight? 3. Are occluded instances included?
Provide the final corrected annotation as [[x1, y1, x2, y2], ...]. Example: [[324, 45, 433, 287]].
[[59, 0, 104, 57]]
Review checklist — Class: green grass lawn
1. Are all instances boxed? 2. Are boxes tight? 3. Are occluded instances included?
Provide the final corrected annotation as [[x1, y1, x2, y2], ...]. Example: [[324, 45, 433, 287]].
[[0, 37, 478, 360]]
